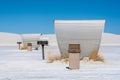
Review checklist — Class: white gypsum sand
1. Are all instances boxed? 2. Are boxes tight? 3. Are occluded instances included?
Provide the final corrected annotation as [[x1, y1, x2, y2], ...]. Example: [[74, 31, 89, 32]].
[[0, 32, 120, 80], [0, 46, 120, 80], [0, 32, 120, 46]]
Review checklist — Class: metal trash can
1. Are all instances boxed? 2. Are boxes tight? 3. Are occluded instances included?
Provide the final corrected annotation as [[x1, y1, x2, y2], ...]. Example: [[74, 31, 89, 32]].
[[27, 43, 32, 51], [68, 44, 81, 69]]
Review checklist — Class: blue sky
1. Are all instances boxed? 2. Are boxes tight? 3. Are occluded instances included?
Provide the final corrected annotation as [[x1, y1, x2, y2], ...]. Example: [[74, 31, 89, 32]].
[[0, 0, 120, 34]]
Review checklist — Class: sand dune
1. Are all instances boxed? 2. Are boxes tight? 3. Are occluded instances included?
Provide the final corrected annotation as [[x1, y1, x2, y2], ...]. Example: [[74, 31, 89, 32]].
[[0, 32, 22, 46], [101, 33, 120, 46], [0, 32, 120, 46]]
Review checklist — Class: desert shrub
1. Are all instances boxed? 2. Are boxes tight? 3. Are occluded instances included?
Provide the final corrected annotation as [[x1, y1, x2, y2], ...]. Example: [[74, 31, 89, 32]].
[[48, 49, 104, 63], [47, 53, 70, 63], [61, 53, 69, 59], [89, 49, 98, 59], [81, 57, 89, 62], [61, 58, 69, 63], [47, 53, 61, 63], [94, 55, 104, 62], [20, 44, 28, 50], [89, 49, 104, 62]]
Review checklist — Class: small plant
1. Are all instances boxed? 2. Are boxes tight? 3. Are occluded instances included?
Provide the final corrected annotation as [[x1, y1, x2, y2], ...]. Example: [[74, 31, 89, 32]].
[[47, 49, 105, 63], [47, 53, 61, 63], [20, 44, 28, 50], [89, 49, 104, 62], [47, 53, 69, 63], [61, 53, 69, 59], [61, 58, 69, 63]]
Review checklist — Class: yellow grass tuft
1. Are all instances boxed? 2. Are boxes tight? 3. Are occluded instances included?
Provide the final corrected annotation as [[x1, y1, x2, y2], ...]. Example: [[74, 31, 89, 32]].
[[61, 58, 69, 63], [89, 49, 98, 59], [20, 44, 28, 50], [89, 49, 104, 62], [94, 55, 104, 62], [47, 54, 61, 63], [47, 53, 69, 63], [48, 49, 104, 63], [61, 53, 69, 59]]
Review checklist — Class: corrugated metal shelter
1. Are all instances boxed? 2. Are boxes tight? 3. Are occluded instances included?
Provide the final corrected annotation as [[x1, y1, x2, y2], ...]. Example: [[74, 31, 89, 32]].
[[54, 20, 105, 57], [21, 34, 41, 49]]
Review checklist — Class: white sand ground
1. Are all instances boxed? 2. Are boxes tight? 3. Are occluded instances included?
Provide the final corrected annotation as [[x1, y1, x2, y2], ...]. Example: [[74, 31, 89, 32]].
[[0, 46, 120, 80], [0, 32, 120, 80]]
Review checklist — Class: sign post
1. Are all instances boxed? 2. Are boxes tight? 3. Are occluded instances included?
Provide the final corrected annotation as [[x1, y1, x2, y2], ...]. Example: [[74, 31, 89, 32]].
[[17, 42, 22, 50], [37, 41, 48, 60]]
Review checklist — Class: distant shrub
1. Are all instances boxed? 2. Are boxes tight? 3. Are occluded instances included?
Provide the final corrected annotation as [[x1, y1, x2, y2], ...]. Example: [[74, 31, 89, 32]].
[[20, 44, 28, 50]]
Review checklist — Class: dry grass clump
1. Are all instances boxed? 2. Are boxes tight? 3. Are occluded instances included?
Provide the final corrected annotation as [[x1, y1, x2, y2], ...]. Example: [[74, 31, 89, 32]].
[[47, 53, 69, 63], [80, 57, 84, 60], [48, 49, 104, 63], [89, 49, 104, 62], [94, 55, 104, 62], [61, 53, 69, 59], [47, 54, 61, 63], [20, 44, 28, 50], [61, 58, 69, 63], [81, 57, 89, 62]]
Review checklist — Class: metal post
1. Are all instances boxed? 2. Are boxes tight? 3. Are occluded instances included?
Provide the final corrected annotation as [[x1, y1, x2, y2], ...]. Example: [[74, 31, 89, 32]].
[[42, 44, 45, 60], [18, 44, 20, 50], [37, 40, 48, 60], [17, 42, 22, 50]]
